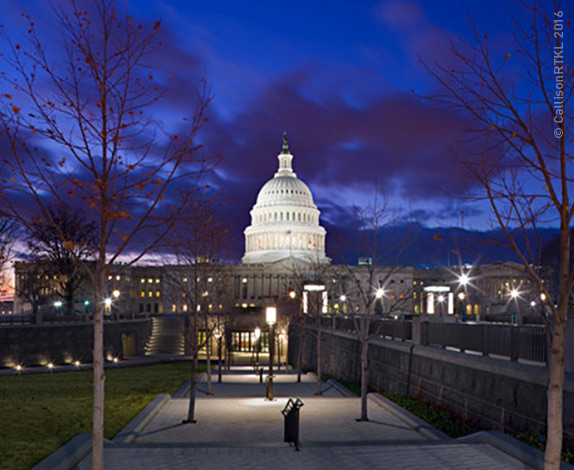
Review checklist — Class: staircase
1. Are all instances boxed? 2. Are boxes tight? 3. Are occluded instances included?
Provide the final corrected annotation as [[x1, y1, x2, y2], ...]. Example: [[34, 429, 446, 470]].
[[145, 315, 186, 356]]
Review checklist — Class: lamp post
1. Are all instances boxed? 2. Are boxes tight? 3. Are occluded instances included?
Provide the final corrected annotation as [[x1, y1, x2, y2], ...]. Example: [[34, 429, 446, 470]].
[[458, 273, 470, 322], [214, 327, 223, 383], [510, 288, 520, 324], [266, 306, 276, 400], [254, 326, 261, 375], [375, 288, 385, 315], [457, 292, 465, 322], [437, 294, 445, 318]]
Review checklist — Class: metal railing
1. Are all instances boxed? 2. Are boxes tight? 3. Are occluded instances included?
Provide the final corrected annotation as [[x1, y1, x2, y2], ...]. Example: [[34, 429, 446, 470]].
[[422, 322, 547, 363], [0, 311, 150, 325], [319, 315, 547, 364]]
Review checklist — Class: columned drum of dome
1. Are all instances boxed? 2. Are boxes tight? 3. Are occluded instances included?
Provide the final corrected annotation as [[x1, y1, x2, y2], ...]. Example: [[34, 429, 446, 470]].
[[242, 133, 329, 265]]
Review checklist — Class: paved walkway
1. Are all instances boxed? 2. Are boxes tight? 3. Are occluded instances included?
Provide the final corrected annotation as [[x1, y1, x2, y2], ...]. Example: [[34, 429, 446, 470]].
[[72, 366, 535, 470]]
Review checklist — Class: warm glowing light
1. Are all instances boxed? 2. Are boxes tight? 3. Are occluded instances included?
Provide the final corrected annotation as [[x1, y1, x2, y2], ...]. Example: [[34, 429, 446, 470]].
[[104, 298, 112, 307], [530, 301, 536, 307], [437, 295, 445, 303], [340, 295, 347, 302], [112, 290, 120, 298], [540, 293, 547, 301], [254, 326, 261, 339], [459, 273, 470, 286], [510, 289, 520, 299], [113, 357, 119, 363], [289, 291, 296, 299], [15, 365, 22, 371], [74, 360, 81, 367], [47, 363, 54, 369], [266, 306, 277, 325], [457, 292, 465, 300], [375, 289, 385, 299], [214, 328, 222, 339]]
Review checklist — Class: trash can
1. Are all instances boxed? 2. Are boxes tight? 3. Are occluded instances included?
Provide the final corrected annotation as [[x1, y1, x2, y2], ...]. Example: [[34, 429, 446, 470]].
[[282, 398, 304, 451]]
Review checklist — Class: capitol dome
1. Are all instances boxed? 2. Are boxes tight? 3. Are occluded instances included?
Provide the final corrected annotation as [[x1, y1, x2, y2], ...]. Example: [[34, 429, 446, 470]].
[[242, 133, 329, 265]]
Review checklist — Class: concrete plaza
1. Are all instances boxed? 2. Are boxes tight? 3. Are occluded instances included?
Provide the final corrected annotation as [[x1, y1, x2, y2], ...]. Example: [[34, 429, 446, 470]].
[[71, 365, 538, 470]]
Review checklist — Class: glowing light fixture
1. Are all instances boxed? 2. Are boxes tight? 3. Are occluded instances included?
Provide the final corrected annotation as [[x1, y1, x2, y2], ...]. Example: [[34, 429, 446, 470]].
[[266, 306, 277, 325]]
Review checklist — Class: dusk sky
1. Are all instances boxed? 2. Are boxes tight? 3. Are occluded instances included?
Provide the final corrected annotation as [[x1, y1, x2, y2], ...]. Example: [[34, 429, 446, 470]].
[[1, 0, 540, 263]]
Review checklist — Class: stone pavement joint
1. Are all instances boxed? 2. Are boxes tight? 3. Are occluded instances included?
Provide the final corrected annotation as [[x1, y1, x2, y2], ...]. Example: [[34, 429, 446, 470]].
[[70, 366, 545, 470]]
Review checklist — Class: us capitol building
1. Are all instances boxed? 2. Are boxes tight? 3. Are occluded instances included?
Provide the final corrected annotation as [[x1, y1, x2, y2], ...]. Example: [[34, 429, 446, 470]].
[[14, 134, 539, 323]]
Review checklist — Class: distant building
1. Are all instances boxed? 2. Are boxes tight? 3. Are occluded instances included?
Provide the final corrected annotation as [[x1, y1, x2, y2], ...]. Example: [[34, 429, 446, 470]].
[[12, 135, 545, 323]]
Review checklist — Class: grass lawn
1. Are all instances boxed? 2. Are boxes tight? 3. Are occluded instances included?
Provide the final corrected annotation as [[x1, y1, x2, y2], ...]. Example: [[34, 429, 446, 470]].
[[0, 361, 201, 470]]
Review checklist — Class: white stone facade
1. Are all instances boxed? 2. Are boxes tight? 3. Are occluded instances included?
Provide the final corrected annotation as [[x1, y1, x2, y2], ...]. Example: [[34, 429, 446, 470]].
[[242, 134, 329, 265]]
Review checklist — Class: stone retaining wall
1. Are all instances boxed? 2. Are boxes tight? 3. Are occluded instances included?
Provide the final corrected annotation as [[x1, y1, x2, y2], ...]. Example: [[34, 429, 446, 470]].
[[289, 324, 574, 440], [0, 319, 152, 367]]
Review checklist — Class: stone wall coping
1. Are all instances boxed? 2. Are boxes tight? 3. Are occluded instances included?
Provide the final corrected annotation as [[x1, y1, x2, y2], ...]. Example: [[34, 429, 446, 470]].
[[112, 393, 170, 444], [31, 434, 94, 470], [458, 430, 574, 470], [368, 392, 450, 441], [0, 318, 151, 330]]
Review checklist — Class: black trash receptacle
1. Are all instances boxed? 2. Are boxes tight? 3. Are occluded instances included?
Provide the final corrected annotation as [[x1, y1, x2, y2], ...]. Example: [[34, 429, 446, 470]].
[[282, 398, 304, 451]]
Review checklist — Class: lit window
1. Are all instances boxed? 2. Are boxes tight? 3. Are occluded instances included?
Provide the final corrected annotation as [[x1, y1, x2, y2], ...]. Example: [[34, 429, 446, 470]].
[[208, 277, 213, 283], [183, 304, 188, 312], [116, 275, 121, 281], [140, 279, 145, 284], [148, 278, 153, 283], [156, 291, 160, 297], [148, 292, 153, 297], [183, 277, 188, 282], [156, 279, 160, 283], [141, 291, 145, 298], [108, 275, 112, 280]]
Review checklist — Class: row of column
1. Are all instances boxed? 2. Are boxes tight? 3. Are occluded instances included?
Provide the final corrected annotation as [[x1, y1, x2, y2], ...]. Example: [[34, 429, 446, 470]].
[[246, 232, 324, 252]]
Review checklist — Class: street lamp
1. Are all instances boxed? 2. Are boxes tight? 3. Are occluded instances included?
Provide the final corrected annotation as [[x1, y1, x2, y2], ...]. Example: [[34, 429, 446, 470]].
[[510, 288, 520, 324], [266, 306, 277, 401], [458, 273, 470, 321], [254, 326, 261, 376], [54, 300, 63, 315], [437, 294, 445, 317], [214, 327, 223, 383]]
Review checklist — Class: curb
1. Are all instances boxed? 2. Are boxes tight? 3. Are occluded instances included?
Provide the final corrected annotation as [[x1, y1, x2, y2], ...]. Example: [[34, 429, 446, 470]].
[[326, 379, 357, 397], [31, 434, 93, 470], [173, 379, 191, 398], [307, 372, 319, 382], [368, 393, 450, 441], [113, 393, 170, 443], [457, 431, 574, 470]]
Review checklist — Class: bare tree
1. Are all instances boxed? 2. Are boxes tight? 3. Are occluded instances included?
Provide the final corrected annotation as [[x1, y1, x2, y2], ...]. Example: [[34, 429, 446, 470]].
[[336, 192, 413, 421], [27, 205, 97, 315], [424, 1, 573, 467], [167, 199, 228, 423], [0, 217, 16, 298], [0, 1, 212, 468]]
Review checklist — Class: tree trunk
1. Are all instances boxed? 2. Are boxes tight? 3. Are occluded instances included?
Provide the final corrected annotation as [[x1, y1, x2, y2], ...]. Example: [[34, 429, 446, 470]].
[[360, 315, 369, 421], [296, 319, 305, 383], [92, 263, 106, 470], [315, 322, 322, 395], [545, 307, 566, 470], [186, 351, 198, 423], [206, 331, 213, 395]]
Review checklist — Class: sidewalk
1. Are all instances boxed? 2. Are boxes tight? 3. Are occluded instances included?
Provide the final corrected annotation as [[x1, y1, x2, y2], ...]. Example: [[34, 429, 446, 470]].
[[70, 366, 536, 470]]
